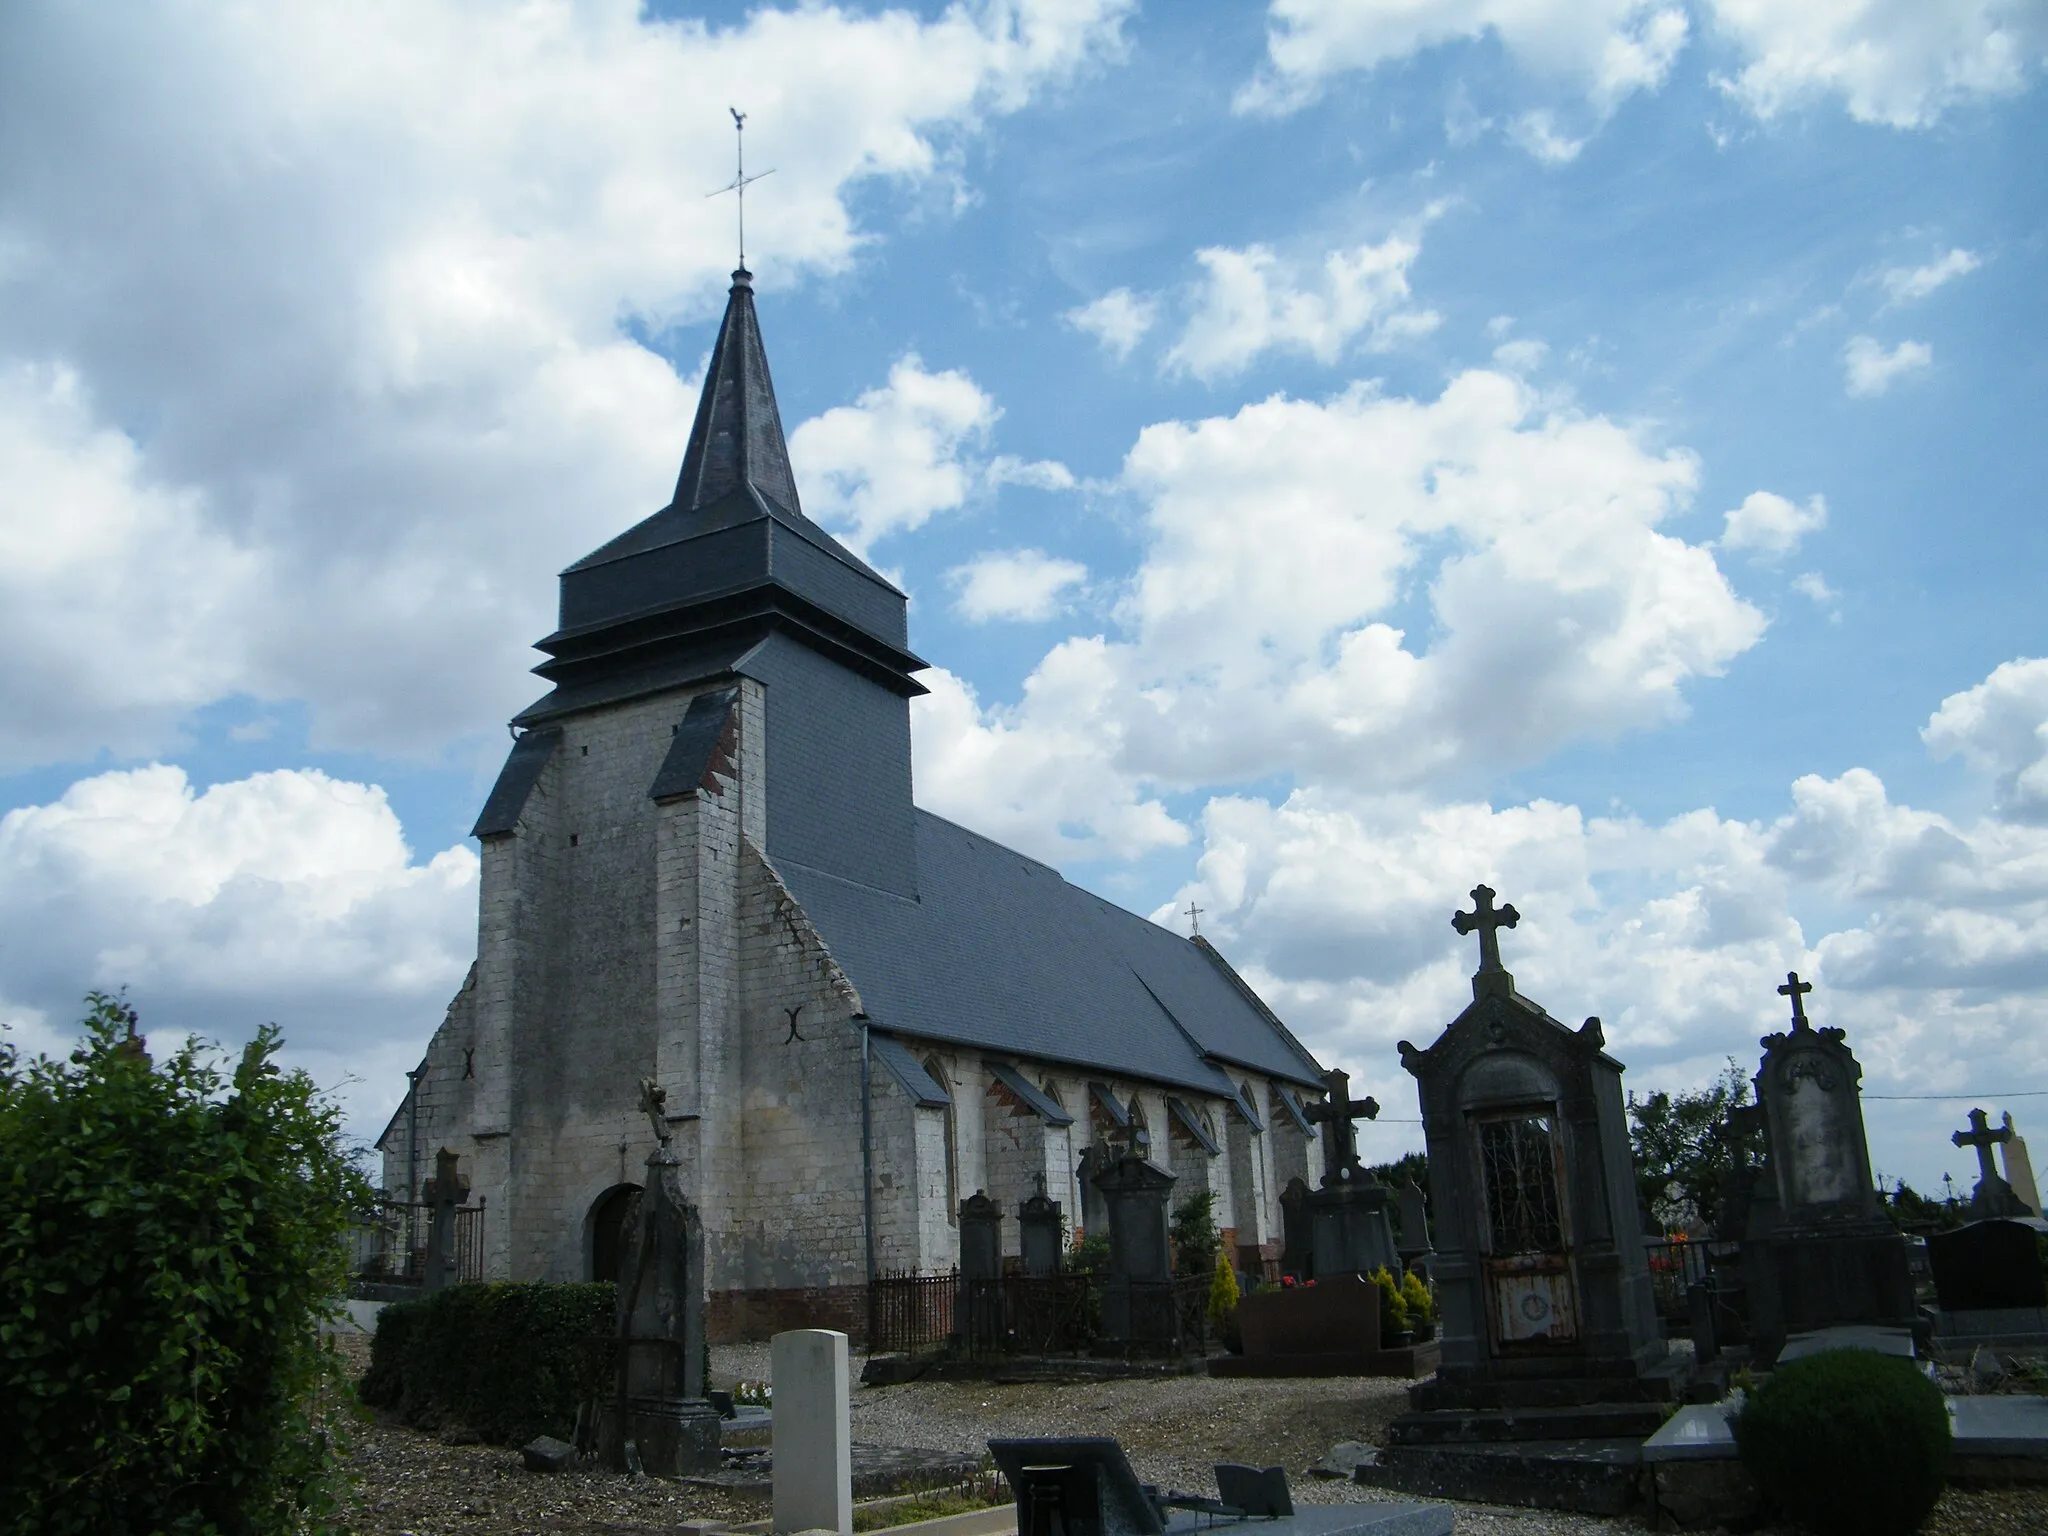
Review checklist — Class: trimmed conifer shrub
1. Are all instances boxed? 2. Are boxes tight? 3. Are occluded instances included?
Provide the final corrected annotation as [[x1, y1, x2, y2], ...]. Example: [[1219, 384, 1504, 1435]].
[[1734, 1346, 1951, 1536], [359, 1280, 615, 1445]]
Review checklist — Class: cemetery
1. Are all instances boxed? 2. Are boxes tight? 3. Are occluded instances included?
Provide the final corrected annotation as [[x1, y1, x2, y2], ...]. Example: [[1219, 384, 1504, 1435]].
[[312, 887, 2048, 1534]]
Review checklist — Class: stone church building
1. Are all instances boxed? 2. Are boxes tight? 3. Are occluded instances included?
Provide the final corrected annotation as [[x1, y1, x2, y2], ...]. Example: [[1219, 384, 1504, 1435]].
[[379, 267, 1329, 1339]]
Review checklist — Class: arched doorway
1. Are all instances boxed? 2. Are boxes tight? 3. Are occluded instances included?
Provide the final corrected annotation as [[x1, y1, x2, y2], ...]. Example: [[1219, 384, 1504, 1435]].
[[588, 1183, 642, 1284]]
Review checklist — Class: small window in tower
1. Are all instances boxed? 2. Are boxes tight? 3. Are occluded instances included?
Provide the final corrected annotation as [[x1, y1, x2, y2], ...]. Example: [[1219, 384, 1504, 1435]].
[[581, 745, 589, 756], [570, 833, 580, 847]]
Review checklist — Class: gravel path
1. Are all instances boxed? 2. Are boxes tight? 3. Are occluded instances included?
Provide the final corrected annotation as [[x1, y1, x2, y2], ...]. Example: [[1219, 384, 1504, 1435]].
[[337, 1339, 2048, 1535]]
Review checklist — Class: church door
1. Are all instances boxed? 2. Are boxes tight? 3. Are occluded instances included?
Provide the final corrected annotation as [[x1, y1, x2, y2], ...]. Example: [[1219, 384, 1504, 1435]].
[[1474, 1110, 1577, 1348]]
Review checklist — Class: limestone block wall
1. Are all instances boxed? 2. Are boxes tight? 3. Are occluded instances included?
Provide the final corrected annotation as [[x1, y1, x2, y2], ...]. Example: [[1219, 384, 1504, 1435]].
[[377, 966, 480, 1202]]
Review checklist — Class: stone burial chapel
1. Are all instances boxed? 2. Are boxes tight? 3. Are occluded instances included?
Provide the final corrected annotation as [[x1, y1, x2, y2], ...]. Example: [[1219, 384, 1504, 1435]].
[[377, 266, 1328, 1339]]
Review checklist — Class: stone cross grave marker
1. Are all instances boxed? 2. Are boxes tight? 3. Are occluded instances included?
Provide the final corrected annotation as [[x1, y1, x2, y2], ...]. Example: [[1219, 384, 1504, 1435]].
[[421, 1147, 466, 1292], [1451, 883, 1519, 997], [1954, 1107, 2032, 1219], [772, 1328, 851, 1536], [1305, 1067, 1378, 1188]]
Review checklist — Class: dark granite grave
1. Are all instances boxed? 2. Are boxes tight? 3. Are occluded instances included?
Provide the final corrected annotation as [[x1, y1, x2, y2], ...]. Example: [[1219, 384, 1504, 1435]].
[[1093, 1143, 1180, 1353], [959, 1190, 1006, 1351], [1931, 1218, 2047, 1311], [1739, 973, 1916, 1364], [1211, 1272, 1440, 1378], [1020, 1182, 1064, 1277], [595, 1080, 720, 1477]]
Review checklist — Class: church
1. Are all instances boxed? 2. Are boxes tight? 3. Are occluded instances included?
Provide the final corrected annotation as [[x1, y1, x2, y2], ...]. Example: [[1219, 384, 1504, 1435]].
[[378, 266, 1330, 1340]]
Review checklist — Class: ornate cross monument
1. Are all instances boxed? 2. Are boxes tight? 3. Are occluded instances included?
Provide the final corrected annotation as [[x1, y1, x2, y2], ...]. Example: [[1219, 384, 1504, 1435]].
[[1742, 973, 1914, 1363], [1388, 887, 1670, 1413], [597, 1078, 720, 1476], [1953, 1107, 2031, 1219], [1299, 1065, 1398, 1278], [1305, 1066, 1378, 1186]]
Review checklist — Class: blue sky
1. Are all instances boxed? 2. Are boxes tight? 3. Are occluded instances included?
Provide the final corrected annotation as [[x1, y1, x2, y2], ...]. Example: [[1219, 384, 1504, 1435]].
[[2, 0, 2044, 1194]]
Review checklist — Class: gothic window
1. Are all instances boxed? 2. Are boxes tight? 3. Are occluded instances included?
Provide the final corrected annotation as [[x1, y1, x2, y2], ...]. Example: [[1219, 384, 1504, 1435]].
[[1040, 1079, 1064, 1110], [925, 1056, 959, 1222], [1476, 1113, 1565, 1255], [588, 1183, 642, 1284]]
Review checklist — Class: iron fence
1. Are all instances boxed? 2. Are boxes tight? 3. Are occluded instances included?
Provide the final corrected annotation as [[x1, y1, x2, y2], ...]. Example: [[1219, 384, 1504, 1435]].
[[868, 1268, 1185, 1356], [349, 1199, 485, 1287], [1641, 1237, 1739, 1325]]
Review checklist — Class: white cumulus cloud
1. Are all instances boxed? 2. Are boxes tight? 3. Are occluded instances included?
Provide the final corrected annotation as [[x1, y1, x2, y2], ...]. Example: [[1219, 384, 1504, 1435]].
[[1066, 288, 1160, 361], [1720, 490, 1827, 558], [913, 369, 1765, 854], [1164, 237, 1439, 381], [1237, 0, 1689, 124], [1882, 247, 1983, 307], [0, 0, 1130, 768], [1707, 0, 2048, 128], [0, 763, 477, 1138], [949, 549, 1090, 623], [1923, 657, 2048, 824], [1843, 335, 1933, 396]]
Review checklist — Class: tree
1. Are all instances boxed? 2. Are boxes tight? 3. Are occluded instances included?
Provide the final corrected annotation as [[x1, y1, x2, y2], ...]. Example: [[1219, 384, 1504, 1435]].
[[0, 995, 370, 1535], [1169, 1189, 1220, 1277], [1628, 1060, 1765, 1235]]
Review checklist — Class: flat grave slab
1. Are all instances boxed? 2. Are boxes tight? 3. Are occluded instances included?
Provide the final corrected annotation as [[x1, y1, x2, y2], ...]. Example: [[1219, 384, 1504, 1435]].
[[1161, 1504, 1448, 1536], [679, 1442, 978, 1496], [1951, 1394, 2048, 1457], [1641, 1404, 1736, 1464], [1777, 1325, 1916, 1363]]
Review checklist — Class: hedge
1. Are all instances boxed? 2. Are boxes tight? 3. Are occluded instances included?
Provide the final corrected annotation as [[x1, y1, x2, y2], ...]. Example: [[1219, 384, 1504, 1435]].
[[360, 1281, 615, 1445], [0, 996, 368, 1535]]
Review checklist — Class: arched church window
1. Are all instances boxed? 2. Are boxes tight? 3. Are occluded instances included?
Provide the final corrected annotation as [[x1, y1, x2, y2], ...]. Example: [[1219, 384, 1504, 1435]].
[[925, 1056, 959, 1222]]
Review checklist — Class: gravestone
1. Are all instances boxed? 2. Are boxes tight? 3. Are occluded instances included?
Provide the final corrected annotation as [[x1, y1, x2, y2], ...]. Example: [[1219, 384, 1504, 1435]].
[[2003, 1114, 2043, 1215], [1020, 1180, 1064, 1277], [1380, 887, 1673, 1416], [1955, 1107, 2033, 1219], [598, 1080, 720, 1476], [1741, 974, 1915, 1363], [958, 1190, 1005, 1351], [1093, 1143, 1179, 1351], [421, 1147, 467, 1292], [773, 1328, 852, 1535], [1396, 1179, 1432, 1276], [1930, 1219, 2048, 1311], [1278, 1176, 1312, 1281], [1302, 1067, 1401, 1279]]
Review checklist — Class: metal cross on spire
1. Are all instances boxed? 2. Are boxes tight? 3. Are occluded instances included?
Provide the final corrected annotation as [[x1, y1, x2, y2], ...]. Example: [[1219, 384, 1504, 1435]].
[[1777, 971, 1814, 1030], [708, 107, 775, 270]]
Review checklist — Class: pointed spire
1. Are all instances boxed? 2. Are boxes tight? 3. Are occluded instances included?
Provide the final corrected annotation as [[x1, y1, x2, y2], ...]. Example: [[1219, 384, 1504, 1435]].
[[671, 267, 801, 516]]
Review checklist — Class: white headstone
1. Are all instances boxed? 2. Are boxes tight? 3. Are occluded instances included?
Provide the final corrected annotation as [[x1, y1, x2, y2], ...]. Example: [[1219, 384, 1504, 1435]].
[[2001, 1114, 2042, 1215], [771, 1328, 851, 1536]]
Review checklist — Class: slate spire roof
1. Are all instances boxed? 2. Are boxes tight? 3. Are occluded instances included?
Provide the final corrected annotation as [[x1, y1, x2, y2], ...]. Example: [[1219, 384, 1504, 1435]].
[[511, 267, 925, 726], [670, 267, 801, 517]]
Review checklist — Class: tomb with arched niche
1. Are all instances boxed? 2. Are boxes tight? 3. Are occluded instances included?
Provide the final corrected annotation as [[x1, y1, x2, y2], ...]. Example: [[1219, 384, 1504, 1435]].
[[1360, 887, 1685, 1514]]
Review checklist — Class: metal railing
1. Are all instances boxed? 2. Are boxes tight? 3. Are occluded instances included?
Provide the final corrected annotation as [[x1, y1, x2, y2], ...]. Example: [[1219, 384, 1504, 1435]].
[[349, 1198, 485, 1287], [1641, 1236, 1739, 1325], [868, 1267, 1197, 1356]]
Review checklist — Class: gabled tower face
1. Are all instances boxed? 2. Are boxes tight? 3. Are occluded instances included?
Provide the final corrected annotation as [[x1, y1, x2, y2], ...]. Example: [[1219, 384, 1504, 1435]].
[[459, 269, 928, 1283]]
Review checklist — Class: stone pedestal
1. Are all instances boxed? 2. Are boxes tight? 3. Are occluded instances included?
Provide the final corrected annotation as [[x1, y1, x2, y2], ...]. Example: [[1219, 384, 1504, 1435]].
[[773, 1328, 852, 1535], [1304, 1173, 1401, 1278]]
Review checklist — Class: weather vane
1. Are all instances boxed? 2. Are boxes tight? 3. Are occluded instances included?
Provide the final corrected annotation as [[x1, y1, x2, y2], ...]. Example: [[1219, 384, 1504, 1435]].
[[708, 107, 775, 270]]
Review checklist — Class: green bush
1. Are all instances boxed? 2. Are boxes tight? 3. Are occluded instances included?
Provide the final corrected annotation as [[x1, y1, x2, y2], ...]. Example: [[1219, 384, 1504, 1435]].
[[0, 995, 369, 1536], [360, 1280, 615, 1444], [1368, 1266, 1409, 1340], [1734, 1347, 1951, 1536], [1170, 1189, 1220, 1278]]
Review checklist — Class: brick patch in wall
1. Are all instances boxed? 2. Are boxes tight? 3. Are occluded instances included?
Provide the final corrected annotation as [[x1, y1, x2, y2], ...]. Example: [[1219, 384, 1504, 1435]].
[[708, 1284, 870, 1347]]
